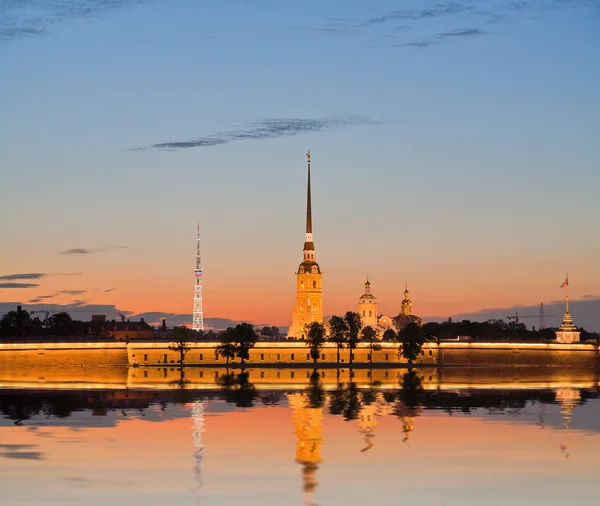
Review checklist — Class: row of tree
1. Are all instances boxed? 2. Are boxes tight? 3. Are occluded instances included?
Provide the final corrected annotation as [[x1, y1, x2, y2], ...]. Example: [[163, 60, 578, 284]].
[[0, 309, 77, 337], [169, 313, 427, 369], [304, 312, 426, 367]]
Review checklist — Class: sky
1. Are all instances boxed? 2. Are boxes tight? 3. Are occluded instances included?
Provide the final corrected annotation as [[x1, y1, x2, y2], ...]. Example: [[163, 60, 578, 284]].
[[1, 0, 600, 329]]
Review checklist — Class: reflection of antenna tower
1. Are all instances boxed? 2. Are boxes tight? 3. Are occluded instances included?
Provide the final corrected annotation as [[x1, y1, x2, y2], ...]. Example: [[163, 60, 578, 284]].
[[192, 222, 204, 331], [191, 401, 205, 489], [555, 388, 581, 459], [287, 393, 323, 506]]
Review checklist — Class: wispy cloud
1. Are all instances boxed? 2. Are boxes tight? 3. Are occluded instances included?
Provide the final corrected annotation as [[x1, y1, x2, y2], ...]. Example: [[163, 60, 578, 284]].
[[60, 246, 129, 255], [135, 115, 375, 151], [0, 273, 47, 281], [397, 40, 438, 48], [310, 1, 597, 48], [104, 288, 117, 292], [59, 290, 87, 296], [0, 283, 39, 289], [438, 27, 487, 38], [0, 0, 150, 42]]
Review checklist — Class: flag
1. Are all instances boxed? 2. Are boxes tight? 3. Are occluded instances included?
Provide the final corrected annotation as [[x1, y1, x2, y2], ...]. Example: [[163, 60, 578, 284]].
[[560, 277, 568, 288]]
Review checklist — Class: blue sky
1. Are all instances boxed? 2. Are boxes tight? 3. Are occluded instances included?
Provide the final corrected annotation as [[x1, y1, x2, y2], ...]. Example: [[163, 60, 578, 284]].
[[1, 0, 599, 328]]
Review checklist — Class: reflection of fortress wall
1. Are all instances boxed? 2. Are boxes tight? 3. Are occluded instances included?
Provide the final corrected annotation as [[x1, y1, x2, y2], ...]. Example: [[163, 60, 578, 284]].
[[127, 366, 427, 389], [1, 364, 598, 391], [0, 364, 128, 388]]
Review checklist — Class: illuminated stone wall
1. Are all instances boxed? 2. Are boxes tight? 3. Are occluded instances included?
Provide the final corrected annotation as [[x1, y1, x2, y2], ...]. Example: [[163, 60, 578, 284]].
[[0, 343, 128, 368], [127, 342, 439, 366], [438, 342, 598, 367]]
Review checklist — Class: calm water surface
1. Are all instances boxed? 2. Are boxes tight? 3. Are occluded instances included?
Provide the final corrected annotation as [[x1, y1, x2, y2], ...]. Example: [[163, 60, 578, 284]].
[[1, 367, 599, 505]]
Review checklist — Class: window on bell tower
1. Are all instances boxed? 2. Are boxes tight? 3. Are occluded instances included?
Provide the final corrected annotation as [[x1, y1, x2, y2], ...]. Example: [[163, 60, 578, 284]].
[[313, 281, 316, 288]]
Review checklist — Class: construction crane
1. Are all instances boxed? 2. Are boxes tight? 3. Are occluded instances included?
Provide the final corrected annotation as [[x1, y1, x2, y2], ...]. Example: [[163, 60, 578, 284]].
[[30, 309, 54, 320], [507, 303, 554, 329]]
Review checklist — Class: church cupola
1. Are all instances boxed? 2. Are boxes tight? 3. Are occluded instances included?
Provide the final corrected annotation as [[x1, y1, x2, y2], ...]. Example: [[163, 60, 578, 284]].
[[358, 277, 378, 327], [401, 284, 413, 315]]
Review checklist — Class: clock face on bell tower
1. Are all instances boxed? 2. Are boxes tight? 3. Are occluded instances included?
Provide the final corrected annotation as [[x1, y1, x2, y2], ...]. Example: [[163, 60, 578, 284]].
[[290, 151, 323, 339]]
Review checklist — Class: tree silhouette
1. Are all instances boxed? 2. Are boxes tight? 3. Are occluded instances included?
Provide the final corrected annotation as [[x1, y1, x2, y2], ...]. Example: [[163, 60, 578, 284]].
[[328, 315, 348, 366], [361, 326, 381, 365], [344, 312, 362, 367], [48, 312, 74, 336], [169, 326, 193, 378], [382, 329, 397, 341], [399, 322, 425, 368], [232, 323, 258, 364], [305, 322, 326, 364], [215, 327, 237, 365]]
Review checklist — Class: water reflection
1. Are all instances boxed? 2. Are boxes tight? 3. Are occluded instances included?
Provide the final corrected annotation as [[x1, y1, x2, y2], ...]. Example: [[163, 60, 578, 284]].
[[1, 367, 600, 505]]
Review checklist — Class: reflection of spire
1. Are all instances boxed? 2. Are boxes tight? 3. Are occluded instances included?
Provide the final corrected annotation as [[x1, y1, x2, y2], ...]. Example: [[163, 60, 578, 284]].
[[287, 393, 323, 506], [191, 401, 205, 490], [357, 393, 392, 452], [358, 402, 377, 452], [555, 388, 580, 459]]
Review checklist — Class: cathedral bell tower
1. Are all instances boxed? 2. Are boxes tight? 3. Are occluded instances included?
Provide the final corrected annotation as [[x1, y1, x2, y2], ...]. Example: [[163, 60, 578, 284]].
[[358, 278, 378, 328], [290, 152, 323, 339]]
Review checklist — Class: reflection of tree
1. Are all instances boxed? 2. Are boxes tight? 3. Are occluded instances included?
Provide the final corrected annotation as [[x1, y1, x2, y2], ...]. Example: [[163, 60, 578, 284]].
[[306, 371, 325, 409], [395, 371, 425, 444], [217, 371, 257, 407], [328, 383, 346, 415]]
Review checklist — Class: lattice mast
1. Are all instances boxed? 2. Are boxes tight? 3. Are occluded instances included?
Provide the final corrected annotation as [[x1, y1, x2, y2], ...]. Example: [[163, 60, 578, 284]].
[[192, 221, 204, 331]]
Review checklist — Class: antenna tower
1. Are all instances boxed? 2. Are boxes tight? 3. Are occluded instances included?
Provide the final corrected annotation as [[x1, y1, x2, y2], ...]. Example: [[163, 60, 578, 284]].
[[539, 302, 546, 330], [192, 222, 204, 331]]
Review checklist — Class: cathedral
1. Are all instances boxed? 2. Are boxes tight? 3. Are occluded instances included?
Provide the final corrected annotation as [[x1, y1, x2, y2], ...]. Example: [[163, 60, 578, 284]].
[[288, 152, 422, 339], [357, 279, 423, 335]]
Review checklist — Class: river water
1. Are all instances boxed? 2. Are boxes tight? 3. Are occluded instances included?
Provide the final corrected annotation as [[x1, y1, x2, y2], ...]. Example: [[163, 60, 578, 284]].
[[1, 367, 599, 505]]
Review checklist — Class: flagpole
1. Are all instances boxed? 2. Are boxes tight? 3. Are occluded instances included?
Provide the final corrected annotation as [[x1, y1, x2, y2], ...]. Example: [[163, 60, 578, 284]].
[[566, 274, 569, 314]]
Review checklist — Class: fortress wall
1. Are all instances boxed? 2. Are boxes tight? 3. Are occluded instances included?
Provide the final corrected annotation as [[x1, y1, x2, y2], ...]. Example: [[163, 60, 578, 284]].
[[0, 343, 128, 369], [127, 342, 439, 366], [438, 343, 598, 368]]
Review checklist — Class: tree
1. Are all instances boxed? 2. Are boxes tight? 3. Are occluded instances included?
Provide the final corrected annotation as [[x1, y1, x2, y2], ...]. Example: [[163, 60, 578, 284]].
[[382, 328, 397, 341], [169, 326, 193, 375], [0, 309, 32, 337], [215, 327, 237, 365], [328, 315, 348, 366], [344, 311, 362, 366], [48, 312, 74, 336], [305, 322, 326, 364], [232, 323, 257, 365], [361, 326, 381, 365], [399, 322, 425, 367]]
